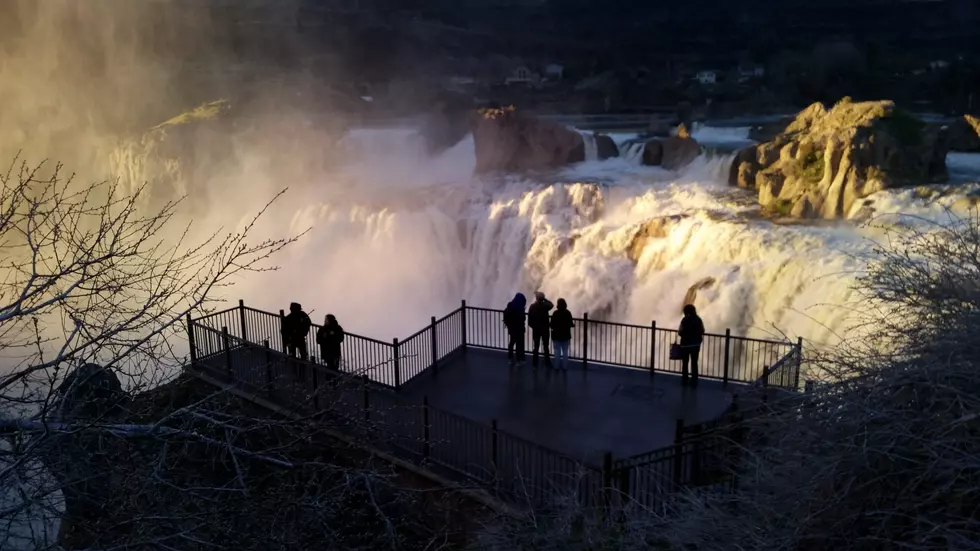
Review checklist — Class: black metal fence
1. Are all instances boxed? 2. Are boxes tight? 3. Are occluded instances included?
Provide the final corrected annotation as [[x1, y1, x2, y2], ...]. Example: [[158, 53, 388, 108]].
[[188, 299, 804, 512], [462, 305, 801, 389]]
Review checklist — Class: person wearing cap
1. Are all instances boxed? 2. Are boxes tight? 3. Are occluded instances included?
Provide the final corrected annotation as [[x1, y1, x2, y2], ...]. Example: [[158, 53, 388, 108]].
[[281, 302, 312, 360], [527, 291, 554, 368]]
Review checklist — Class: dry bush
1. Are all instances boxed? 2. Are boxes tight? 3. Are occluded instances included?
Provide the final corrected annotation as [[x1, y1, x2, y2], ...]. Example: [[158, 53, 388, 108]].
[[0, 158, 480, 550], [477, 211, 980, 550]]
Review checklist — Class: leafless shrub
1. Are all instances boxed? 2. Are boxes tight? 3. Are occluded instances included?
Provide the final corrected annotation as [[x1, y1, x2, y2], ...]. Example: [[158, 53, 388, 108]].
[[0, 158, 481, 550]]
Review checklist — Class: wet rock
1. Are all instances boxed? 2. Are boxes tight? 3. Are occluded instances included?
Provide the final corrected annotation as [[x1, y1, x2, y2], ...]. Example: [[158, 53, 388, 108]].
[[595, 134, 620, 159], [729, 98, 949, 219], [661, 135, 702, 170], [626, 215, 689, 262], [683, 277, 717, 308], [471, 107, 586, 173], [947, 114, 980, 152]]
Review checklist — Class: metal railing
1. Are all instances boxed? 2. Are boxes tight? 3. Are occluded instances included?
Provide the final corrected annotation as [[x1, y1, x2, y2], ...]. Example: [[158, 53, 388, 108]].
[[187, 331, 604, 510], [187, 299, 804, 512], [461, 306, 801, 389]]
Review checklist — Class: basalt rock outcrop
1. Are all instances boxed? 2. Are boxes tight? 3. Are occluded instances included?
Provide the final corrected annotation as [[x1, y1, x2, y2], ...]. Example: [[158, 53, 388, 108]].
[[730, 99, 948, 219], [471, 107, 585, 172], [623, 124, 702, 170], [595, 134, 620, 159]]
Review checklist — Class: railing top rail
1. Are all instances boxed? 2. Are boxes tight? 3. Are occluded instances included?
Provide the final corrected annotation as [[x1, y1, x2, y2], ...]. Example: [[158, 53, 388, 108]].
[[466, 305, 794, 347], [194, 309, 394, 348], [192, 306, 240, 322]]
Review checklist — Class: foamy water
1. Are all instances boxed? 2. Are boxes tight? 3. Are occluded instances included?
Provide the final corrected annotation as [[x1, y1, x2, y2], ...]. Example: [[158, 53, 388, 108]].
[[229, 125, 950, 348]]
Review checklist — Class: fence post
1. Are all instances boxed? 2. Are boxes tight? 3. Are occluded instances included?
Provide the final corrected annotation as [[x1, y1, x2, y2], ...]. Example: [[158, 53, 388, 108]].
[[723, 328, 731, 384], [430, 316, 438, 376], [238, 299, 248, 342], [795, 337, 804, 389], [221, 326, 232, 378], [263, 340, 273, 399], [393, 338, 401, 390], [762, 365, 770, 388], [491, 419, 499, 479], [649, 321, 656, 376], [423, 396, 431, 460], [618, 465, 630, 503], [673, 419, 684, 487], [460, 300, 468, 356], [691, 425, 702, 485], [582, 312, 589, 370], [186, 314, 197, 368], [279, 309, 287, 354], [602, 451, 613, 510]]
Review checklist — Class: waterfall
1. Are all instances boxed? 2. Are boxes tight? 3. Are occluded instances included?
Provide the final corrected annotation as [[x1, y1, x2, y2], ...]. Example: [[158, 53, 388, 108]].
[[581, 132, 599, 162], [621, 142, 646, 164]]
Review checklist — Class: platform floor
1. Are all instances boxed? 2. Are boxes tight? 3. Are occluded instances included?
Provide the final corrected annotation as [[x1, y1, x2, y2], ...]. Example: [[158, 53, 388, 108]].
[[399, 348, 734, 464]]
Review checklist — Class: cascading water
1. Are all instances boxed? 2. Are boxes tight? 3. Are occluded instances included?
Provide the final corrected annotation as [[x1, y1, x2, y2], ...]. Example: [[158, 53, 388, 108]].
[[209, 126, 866, 347], [102, 121, 980, 349]]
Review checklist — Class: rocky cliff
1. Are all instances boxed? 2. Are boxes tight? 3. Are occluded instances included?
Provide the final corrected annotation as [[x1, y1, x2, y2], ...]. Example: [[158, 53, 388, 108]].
[[730, 99, 948, 219]]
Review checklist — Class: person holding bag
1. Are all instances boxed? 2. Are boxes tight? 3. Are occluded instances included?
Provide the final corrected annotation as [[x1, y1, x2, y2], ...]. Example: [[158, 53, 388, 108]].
[[675, 304, 705, 387]]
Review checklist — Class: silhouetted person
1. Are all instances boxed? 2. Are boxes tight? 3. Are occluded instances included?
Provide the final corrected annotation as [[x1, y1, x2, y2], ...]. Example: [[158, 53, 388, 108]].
[[316, 314, 345, 370], [550, 298, 574, 371], [503, 292, 527, 366], [527, 291, 554, 368], [678, 303, 705, 387], [281, 302, 312, 360]]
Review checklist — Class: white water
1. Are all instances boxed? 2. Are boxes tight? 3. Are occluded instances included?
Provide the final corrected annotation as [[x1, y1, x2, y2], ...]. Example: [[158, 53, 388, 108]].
[[229, 125, 968, 348]]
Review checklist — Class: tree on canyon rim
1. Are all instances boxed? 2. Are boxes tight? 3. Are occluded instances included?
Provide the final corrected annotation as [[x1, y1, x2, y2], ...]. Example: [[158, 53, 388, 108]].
[[0, 158, 469, 550]]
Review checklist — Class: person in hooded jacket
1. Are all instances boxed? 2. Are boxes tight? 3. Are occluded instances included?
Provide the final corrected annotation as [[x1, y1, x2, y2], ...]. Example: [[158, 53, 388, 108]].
[[550, 298, 574, 371], [678, 303, 705, 387], [527, 291, 554, 368], [502, 292, 527, 365], [316, 314, 345, 370], [281, 302, 313, 360]]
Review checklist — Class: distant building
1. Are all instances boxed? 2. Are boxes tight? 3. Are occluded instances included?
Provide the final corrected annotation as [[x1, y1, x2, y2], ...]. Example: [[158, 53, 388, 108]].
[[505, 65, 542, 87], [696, 70, 718, 85], [544, 63, 565, 80], [737, 64, 765, 82]]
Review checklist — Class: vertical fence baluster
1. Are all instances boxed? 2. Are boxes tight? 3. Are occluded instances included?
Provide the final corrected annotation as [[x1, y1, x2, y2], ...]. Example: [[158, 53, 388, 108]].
[[491, 419, 499, 481], [430, 316, 438, 377], [461, 300, 468, 355], [186, 314, 197, 369], [278, 309, 286, 354], [602, 451, 613, 512], [795, 337, 804, 389], [238, 299, 248, 342], [393, 338, 401, 389], [723, 328, 731, 384], [221, 326, 232, 378], [582, 313, 589, 370], [649, 321, 656, 376]]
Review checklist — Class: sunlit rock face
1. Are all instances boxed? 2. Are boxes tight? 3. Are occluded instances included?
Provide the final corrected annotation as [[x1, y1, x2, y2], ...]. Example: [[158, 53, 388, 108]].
[[731, 99, 949, 219]]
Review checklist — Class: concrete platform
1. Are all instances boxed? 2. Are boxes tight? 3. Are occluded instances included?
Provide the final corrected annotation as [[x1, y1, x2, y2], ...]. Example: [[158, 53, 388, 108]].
[[400, 348, 734, 465]]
